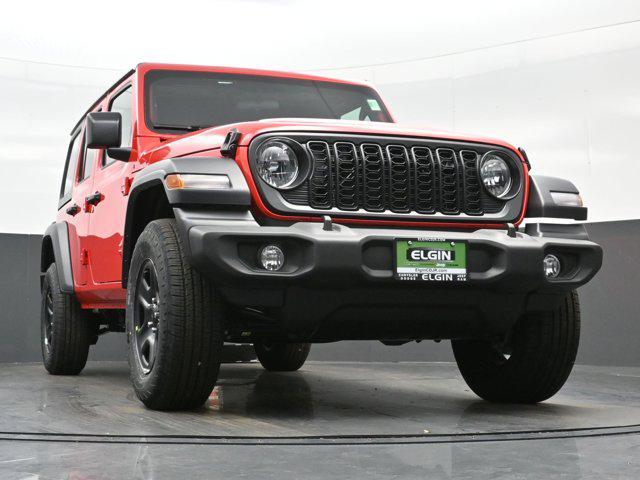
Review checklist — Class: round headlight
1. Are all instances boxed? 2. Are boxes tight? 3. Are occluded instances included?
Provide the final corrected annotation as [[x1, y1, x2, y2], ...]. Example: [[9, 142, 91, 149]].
[[256, 140, 299, 189], [480, 153, 512, 199]]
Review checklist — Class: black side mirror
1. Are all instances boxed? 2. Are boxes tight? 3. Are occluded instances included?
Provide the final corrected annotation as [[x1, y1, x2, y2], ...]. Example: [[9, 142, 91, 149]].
[[106, 147, 132, 162], [86, 112, 122, 149]]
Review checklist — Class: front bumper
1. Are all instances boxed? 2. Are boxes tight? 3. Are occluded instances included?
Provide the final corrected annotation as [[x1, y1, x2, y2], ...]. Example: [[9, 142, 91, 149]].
[[178, 209, 602, 293], [175, 209, 602, 341]]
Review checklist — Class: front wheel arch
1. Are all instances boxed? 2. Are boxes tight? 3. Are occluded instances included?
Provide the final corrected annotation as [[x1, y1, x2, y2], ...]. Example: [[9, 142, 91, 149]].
[[121, 181, 173, 288]]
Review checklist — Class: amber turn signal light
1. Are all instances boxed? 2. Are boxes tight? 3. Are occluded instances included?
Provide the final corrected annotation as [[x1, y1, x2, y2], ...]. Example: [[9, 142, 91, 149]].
[[165, 174, 231, 190]]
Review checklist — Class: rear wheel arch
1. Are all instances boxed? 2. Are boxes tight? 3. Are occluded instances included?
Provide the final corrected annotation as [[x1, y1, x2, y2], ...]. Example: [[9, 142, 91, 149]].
[[41, 235, 55, 274], [122, 181, 174, 288], [41, 222, 74, 293]]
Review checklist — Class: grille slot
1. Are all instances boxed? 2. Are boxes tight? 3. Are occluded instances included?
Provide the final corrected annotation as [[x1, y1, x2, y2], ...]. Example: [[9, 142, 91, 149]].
[[334, 142, 359, 210], [460, 150, 483, 215], [435, 148, 460, 214], [280, 138, 509, 217], [411, 146, 436, 214], [386, 145, 411, 213], [360, 143, 386, 212], [308, 141, 332, 209]]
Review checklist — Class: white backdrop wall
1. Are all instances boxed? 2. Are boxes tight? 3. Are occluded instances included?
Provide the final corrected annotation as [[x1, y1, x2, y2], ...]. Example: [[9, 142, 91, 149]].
[[1, 0, 639, 234], [315, 22, 640, 224]]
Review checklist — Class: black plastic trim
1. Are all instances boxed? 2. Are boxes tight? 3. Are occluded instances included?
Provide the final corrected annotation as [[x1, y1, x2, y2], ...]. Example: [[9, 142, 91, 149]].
[[121, 156, 251, 286], [86, 112, 122, 149], [518, 147, 531, 170], [177, 213, 602, 337], [180, 212, 602, 292], [128, 157, 251, 207], [524, 223, 590, 240], [42, 222, 74, 293], [526, 175, 588, 220], [220, 128, 241, 157]]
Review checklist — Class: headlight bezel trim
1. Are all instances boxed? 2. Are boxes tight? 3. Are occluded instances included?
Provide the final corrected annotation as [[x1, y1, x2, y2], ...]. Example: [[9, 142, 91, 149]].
[[479, 150, 522, 201], [255, 137, 310, 190]]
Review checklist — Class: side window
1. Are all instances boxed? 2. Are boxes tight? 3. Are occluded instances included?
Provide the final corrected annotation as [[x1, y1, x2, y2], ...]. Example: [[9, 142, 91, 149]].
[[105, 85, 132, 165], [78, 110, 100, 182], [60, 131, 82, 199], [79, 143, 99, 181]]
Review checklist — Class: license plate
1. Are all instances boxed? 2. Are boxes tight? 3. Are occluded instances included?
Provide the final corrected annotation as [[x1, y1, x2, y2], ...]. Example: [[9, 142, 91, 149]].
[[395, 239, 467, 282]]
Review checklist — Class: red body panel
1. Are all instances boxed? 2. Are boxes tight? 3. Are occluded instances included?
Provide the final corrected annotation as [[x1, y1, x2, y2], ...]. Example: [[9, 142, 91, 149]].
[[56, 63, 529, 309]]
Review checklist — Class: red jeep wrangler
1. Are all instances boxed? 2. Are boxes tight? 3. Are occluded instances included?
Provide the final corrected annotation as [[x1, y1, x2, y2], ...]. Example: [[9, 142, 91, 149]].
[[41, 63, 602, 410]]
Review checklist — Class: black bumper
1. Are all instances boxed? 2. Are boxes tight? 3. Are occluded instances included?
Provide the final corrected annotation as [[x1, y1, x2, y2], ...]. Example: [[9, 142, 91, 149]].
[[178, 210, 601, 290], [175, 209, 602, 341]]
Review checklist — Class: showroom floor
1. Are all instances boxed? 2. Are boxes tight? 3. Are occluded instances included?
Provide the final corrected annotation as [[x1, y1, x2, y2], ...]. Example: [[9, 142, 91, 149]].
[[1, 361, 639, 479]]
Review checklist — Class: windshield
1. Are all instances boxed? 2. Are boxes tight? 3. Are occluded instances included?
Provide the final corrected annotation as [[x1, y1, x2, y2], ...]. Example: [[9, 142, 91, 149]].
[[144, 70, 392, 133]]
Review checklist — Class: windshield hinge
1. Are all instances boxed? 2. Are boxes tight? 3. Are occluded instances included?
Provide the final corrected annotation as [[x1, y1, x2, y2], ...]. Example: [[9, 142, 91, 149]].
[[518, 147, 531, 171], [221, 128, 241, 158]]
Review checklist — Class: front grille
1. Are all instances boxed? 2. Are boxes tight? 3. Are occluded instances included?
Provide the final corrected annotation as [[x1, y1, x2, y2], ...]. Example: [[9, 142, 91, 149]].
[[284, 139, 502, 216]]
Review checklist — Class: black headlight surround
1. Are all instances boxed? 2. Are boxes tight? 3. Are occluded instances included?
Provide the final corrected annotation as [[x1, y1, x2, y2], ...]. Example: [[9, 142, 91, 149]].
[[255, 137, 312, 191], [479, 150, 522, 201]]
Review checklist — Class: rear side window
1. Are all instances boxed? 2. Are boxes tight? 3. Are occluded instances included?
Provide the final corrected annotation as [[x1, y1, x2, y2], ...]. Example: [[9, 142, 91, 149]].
[[78, 109, 100, 181], [105, 86, 132, 165], [60, 131, 82, 199], [79, 143, 99, 181]]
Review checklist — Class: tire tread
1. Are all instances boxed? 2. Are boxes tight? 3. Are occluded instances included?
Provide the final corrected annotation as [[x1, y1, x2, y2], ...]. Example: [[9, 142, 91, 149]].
[[452, 291, 580, 403], [127, 219, 223, 411], [41, 264, 91, 375]]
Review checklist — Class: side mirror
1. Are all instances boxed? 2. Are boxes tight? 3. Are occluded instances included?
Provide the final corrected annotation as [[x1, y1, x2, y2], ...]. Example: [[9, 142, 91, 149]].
[[86, 112, 122, 149]]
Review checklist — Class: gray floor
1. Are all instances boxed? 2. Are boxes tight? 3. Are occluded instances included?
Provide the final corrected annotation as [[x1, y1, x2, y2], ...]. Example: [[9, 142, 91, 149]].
[[1, 361, 639, 479]]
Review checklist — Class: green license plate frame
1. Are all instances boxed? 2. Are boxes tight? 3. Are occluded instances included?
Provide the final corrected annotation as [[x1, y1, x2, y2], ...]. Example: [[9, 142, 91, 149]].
[[394, 238, 468, 282]]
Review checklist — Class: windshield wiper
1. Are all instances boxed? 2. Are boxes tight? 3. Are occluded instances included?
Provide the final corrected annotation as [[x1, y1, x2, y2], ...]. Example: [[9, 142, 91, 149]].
[[152, 123, 209, 132]]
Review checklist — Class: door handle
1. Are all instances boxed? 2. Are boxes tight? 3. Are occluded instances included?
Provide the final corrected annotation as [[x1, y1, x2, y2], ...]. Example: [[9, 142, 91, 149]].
[[66, 204, 80, 216], [85, 192, 103, 206]]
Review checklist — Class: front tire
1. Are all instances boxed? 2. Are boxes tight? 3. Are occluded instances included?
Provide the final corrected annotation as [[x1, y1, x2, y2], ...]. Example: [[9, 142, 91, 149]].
[[254, 341, 311, 372], [126, 219, 223, 411], [452, 291, 580, 403], [41, 264, 93, 375]]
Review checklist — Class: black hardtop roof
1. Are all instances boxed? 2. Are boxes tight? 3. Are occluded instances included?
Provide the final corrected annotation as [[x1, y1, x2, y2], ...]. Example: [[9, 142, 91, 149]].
[[70, 68, 135, 135]]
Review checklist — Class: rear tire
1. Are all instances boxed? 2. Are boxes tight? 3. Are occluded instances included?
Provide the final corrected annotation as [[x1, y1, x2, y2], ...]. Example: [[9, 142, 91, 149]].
[[126, 219, 223, 411], [41, 264, 92, 375], [452, 291, 580, 403], [254, 341, 311, 372]]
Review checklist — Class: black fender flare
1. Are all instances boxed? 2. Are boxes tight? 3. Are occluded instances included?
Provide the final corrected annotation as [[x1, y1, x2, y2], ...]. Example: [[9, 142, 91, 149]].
[[526, 175, 588, 220], [121, 156, 251, 286], [41, 222, 75, 293]]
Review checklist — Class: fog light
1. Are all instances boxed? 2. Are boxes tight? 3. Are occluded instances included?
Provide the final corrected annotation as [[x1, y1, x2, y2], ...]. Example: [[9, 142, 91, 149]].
[[543, 254, 561, 278], [259, 245, 284, 271]]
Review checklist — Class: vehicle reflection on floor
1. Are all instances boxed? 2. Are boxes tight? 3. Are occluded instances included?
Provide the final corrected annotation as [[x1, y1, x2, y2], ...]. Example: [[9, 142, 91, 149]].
[[207, 370, 315, 419], [0, 361, 639, 479]]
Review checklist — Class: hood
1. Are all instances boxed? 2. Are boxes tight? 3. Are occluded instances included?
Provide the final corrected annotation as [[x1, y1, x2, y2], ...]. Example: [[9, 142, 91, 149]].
[[145, 118, 523, 161], [237, 119, 519, 151]]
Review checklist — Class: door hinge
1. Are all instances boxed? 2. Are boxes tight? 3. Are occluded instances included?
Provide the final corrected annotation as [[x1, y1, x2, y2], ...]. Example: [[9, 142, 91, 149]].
[[80, 249, 89, 266], [121, 176, 133, 196]]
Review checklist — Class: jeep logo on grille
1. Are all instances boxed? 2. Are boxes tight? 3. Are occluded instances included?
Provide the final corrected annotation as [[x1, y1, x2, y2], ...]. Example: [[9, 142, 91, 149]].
[[407, 248, 455, 262]]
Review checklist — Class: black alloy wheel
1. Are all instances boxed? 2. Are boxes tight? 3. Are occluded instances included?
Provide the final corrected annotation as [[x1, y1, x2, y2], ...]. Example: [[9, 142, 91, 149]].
[[133, 260, 160, 374], [42, 289, 54, 354]]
